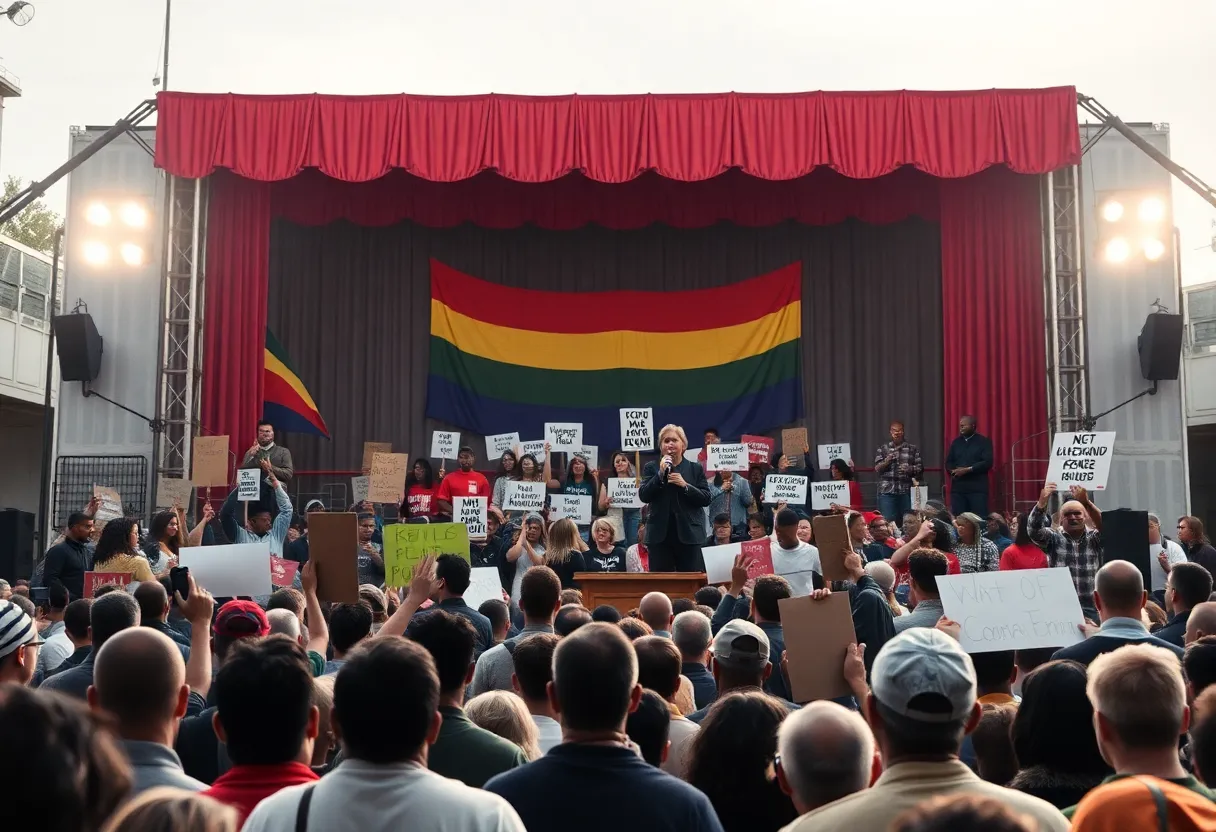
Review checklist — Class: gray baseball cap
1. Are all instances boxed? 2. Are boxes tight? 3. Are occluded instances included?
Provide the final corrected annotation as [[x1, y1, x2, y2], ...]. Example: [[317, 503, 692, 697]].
[[871, 628, 976, 722], [712, 619, 770, 670]]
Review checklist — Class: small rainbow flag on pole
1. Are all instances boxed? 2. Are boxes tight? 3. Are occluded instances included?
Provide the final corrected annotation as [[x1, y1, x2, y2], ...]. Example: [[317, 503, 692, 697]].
[[264, 329, 329, 438]]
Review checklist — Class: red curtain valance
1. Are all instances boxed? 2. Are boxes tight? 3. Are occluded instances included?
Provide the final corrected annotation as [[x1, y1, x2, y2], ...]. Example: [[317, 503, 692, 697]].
[[155, 88, 1080, 183]]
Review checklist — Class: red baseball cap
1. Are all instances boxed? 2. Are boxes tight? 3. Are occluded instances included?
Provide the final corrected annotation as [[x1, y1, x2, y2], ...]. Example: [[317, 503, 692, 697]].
[[212, 600, 269, 639]]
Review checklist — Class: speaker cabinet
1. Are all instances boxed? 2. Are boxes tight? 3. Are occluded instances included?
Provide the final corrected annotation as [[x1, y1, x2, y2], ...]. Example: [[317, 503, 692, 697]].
[[53, 313, 103, 382], [1138, 313, 1183, 382], [1101, 509, 1151, 592], [0, 509, 35, 582]]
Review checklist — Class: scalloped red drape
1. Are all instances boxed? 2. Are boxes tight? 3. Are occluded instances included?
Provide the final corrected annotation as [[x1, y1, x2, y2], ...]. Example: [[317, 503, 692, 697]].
[[156, 89, 1079, 506]]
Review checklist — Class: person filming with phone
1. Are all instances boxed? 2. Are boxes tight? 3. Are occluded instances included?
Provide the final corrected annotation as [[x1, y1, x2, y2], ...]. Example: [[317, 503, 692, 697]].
[[639, 424, 711, 572]]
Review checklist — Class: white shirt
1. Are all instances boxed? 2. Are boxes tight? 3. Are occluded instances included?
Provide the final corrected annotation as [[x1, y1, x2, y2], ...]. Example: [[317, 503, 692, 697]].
[[661, 716, 700, 780], [37, 626, 73, 675], [770, 538, 821, 596], [532, 714, 562, 754], [242, 758, 525, 832], [1151, 538, 1188, 592]]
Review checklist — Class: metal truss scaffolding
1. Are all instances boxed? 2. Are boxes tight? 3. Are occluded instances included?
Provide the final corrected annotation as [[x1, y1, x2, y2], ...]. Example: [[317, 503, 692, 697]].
[[1043, 166, 1089, 434]]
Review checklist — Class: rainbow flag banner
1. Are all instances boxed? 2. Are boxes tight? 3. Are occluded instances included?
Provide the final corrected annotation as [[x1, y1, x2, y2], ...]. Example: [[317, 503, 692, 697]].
[[264, 329, 329, 438], [425, 260, 803, 449]]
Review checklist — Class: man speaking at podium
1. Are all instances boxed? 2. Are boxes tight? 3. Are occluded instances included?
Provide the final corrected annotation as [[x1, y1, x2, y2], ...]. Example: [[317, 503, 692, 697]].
[[639, 424, 711, 573]]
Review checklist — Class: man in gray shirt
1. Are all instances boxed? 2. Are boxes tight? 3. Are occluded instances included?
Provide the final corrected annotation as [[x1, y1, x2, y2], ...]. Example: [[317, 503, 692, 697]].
[[894, 550, 949, 633], [469, 565, 561, 697]]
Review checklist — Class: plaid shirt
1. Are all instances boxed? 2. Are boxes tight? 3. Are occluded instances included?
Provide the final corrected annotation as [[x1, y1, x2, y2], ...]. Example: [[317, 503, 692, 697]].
[[873, 442, 924, 495], [955, 537, 1000, 574], [1028, 505, 1103, 603]]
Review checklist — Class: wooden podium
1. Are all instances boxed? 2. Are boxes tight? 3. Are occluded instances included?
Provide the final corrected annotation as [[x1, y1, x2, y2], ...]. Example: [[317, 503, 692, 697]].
[[575, 572, 708, 613]]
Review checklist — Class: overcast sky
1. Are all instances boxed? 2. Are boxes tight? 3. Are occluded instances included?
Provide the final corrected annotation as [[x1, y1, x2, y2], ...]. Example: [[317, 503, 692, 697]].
[[0, 0, 1212, 284]]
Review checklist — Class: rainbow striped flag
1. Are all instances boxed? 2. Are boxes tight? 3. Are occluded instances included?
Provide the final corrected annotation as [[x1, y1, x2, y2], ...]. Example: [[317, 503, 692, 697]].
[[425, 260, 803, 449], [264, 329, 329, 438]]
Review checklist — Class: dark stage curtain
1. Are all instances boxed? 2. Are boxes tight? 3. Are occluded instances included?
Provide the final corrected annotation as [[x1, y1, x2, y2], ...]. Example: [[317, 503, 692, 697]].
[[266, 219, 945, 476]]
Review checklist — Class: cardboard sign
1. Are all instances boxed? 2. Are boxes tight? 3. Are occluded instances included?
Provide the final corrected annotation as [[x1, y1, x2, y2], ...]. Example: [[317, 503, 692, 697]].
[[779, 593, 857, 703], [270, 556, 300, 588], [740, 538, 775, 579], [519, 440, 548, 464], [191, 435, 230, 488], [155, 476, 193, 510], [607, 477, 643, 509], [431, 431, 460, 460], [706, 443, 748, 472], [1045, 431, 1116, 491], [504, 480, 546, 512], [308, 512, 359, 603], [383, 522, 471, 587], [620, 407, 654, 452], [84, 571, 130, 597], [368, 452, 409, 504], [782, 428, 809, 464], [571, 445, 598, 468], [764, 474, 808, 505], [911, 485, 929, 511], [464, 567, 505, 611], [813, 514, 851, 583], [237, 468, 261, 501], [351, 476, 370, 505], [486, 432, 520, 460], [455, 496, 488, 540], [741, 434, 775, 465], [361, 441, 392, 473], [817, 443, 851, 471], [545, 422, 583, 450], [701, 542, 742, 584], [937, 568, 1087, 654], [550, 494, 592, 524], [179, 542, 272, 598], [809, 480, 851, 510], [92, 485, 124, 524]]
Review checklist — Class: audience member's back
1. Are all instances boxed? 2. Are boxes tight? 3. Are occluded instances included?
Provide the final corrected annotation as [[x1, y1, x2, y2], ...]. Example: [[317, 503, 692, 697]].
[[41, 591, 140, 699]]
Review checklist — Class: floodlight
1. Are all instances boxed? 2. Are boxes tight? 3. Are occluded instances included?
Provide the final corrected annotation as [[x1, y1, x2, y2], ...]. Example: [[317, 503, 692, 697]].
[[119, 202, 148, 228], [1138, 197, 1166, 223], [1104, 237, 1130, 263], [85, 202, 111, 226], [1143, 238, 1166, 261], [119, 243, 144, 266], [1101, 200, 1124, 222], [82, 241, 109, 265]]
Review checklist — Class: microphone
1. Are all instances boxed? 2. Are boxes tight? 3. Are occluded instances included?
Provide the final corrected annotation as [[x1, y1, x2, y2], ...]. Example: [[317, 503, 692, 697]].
[[660, 455, 673, 482]]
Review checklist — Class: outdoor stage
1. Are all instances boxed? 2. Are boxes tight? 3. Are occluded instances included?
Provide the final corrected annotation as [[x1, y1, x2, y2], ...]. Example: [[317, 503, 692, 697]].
[[152, 89, 1082, 508]]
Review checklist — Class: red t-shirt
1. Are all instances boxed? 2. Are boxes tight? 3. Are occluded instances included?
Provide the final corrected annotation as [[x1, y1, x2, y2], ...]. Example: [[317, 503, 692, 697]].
[[1000, 542, 1049, 571], [436, 470, 490, 504], [202, 762, 319, 824], [893, 551, 961, 590], [404, 483, 440, 518]]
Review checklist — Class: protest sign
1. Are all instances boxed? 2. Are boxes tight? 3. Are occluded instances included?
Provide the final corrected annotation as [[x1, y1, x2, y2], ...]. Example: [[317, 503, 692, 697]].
[[607, 477, 643, 509], [550, 494, 592, 524], [179, 543, 271, 598], [307, 512, 358, 602], [237, 469, 261, 501], [701, 542, 742, 584], [782, 428, 808, 464], [351, 476, 370, 504], [571, 445, 598, 468], [813, 514, 851, 583], [486, 432, 520, 460], [191, 436, 229, 488], [504, 480, 546, 512], [809, 480, 851, 510], [779, 594, 857, 703], [741, 538, 775, 579], [431, 431, 460, 460], [361, 441, 392, 473], [937, 567, 1086, 654], [545, 422, 583, 450], [519, 440, 548, 464], [383, 523, 470, 587], [816, 443, 851, 471], [1045, 431, 1116, 491], [455, 496, 488, 540], [620, 407, 653, 452], [92, 485, 124, 524], [741, 434, 775, 465], [155, 476, 192, 510], [764, 474, 808, 505], [368, 452, 409, 504], [464, 567, 506, 611], [911, 485, 929, 511], [84, 572, 129, 597], [706, 443, 748, 472], [270, 556, 299, 588]]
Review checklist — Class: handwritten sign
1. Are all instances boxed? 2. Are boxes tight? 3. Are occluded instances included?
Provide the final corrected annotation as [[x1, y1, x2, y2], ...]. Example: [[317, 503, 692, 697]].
[[780, 428, 808, 461], [351, 476, 370, 505], [92, 485, 124, 525], [361, 442, 392, 473], [620, 407, 654, 452], [155, 476, 192, 510], [571, 445, 598, 468], [455, 496, 488, 540], [179, 543, 272, 598], [607, 477, 643, 509], [464, 567, 506, 611], [368, 452, 409, 504], [817, 443, 851, 471], [191, 435, 229, 488], [1045, 431, 1116, 491], [809, 480, 851, 510], [937, 568, 1086, 653], [237, 468, 261, 501], [545, 422, 583, 450], [706, 443, 748, 472], [740, 537, 775, 579], [270, 556, 299, 587], [741, 434, 775, 465], [550, 494, 592, 524], [504, 480, 546, 512], [84, 571, 129, 597], [519, 440, 548, 464], [383, 523, 470, 587], [431, 431, 460, 460], [911, 485, 929, 511], [486, 432, 520, 460], [764, 474, 808, 505]]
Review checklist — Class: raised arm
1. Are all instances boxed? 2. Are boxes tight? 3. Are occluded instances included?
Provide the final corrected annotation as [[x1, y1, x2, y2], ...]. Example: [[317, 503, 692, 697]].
[[186, 503, 214, 547], [219, 487, 241, 542], [543, 443, 560, 490], [300, 561, 329, 658], [1027, 485, 1057, 546], [1072, 485, 1102, 534], [890, 520, 933, 567], [176, 575, 216, 697], [268, 472, 294, 544], [378, 555, 438, 639]]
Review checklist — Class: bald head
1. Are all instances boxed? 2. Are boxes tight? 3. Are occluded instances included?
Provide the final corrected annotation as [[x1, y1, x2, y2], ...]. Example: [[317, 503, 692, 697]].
[[267, 608, 302, 642], [1187, 602, 1216, 646], [1094, 560, 1146, 619], [777, 700, 874, 814], [89, 627, 187, 734], [1059, 499, 1089, 535], [638, 592, 673, 633]]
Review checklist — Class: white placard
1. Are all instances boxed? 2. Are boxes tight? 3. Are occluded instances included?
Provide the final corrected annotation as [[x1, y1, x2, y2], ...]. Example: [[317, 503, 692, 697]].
[[765, 474, 808, 505], [464, 567, 505, 611], [1044, 431, 1116, 491], [707, 443, 748, 472], [431, 430, 460, 460], [570, 445, 598, 468], [545, 422, 583, 449], [809, 480, 851, 510], [455, 496, 488, 540], [817, 443, 851, 470], [701, 542, 743, 584], [911, 485, 929, 511], [607, 477, 644, 509], [351, 476, 370, 504], [685, 448, 702, 466], [620, 407, 654, 452], [504, 480, 547, 512], [179, 542, 272, 598], [937, 568, 1086, 654], [486, 432, 521, 460], [550, 494, 592, 524], [519, 440, 548, 464], [92, 485, 124, 523], [237, 468, 261, 501]]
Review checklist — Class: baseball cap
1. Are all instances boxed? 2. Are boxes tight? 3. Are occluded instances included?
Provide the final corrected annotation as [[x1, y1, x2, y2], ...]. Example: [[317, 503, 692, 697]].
[[712, 619, 770, 669], [213, 600, 270, 639], [1071, 775, 1216, 831], [871, 628, 976, 722], [0, 599, 44, 661]]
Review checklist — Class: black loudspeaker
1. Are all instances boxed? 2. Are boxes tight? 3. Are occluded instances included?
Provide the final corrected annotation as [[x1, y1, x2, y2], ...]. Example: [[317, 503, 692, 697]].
[[1138, 313, 1183, 381], [0, 509, 36, 582], [53, 313, 103, 382], [1101, 509, 1151, 592]]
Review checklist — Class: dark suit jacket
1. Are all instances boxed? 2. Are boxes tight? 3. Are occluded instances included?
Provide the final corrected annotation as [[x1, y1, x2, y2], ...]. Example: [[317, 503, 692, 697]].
[[638, 457, 711, 545]]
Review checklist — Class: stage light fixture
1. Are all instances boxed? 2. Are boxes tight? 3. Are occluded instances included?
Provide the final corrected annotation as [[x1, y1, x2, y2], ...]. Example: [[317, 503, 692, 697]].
[[1104, 237, 1131, 263], [1143, 238, 1166, 261], [1101, 200, 1124, 223], [119, 243, 144, 266], [1138, 197, 1166, 223], [82, 241, 110, 265], [85, 202, 111, 226], [119, 202, 148, 228]]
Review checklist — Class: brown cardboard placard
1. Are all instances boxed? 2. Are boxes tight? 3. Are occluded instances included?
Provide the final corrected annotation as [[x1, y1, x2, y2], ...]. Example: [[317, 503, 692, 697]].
[[156, 476, 193, 509], [192, 436, 230, 487], [368, 452, 409, 504], [361, 441, 392, 474], [778, 593, 857, 703], [813, 513, 851, 583], [781, 428, 808, 464], [308, 512, 359, 603]]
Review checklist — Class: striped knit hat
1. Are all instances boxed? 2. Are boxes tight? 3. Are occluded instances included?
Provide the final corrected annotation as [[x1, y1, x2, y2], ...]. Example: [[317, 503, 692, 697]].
[[0, 599, 44, 660]]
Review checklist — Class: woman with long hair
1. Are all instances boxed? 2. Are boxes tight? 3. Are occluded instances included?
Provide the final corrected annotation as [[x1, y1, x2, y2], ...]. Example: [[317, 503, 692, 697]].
[[547, 449, 599, 542], [827, 458, 864, 513], [999, 511, 1049, 571], [506, 512, 547, 602], [490, 449, 519, 511], [92, 517, 156, 583], [400, 459, 441, 519], [985, 512, 1013, 551], [101, 788, 238, 832], [953, 512, 1000, 573], [465, 690, 543, 762], [144, 503, 213, 576], [541, 517, 589, 589], [597, 451, 641, 546]]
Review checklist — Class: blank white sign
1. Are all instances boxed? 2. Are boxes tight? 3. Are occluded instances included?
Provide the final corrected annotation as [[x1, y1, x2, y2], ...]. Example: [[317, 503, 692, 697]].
[[179, 542, 272, 598]]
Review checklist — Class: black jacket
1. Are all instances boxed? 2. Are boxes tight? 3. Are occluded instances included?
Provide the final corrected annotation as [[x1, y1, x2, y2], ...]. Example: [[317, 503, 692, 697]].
[[43, 538, 90, 600], [638, 457, 711, 545], [945, 432, 994, 494], [850, 575, 895, 674]]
